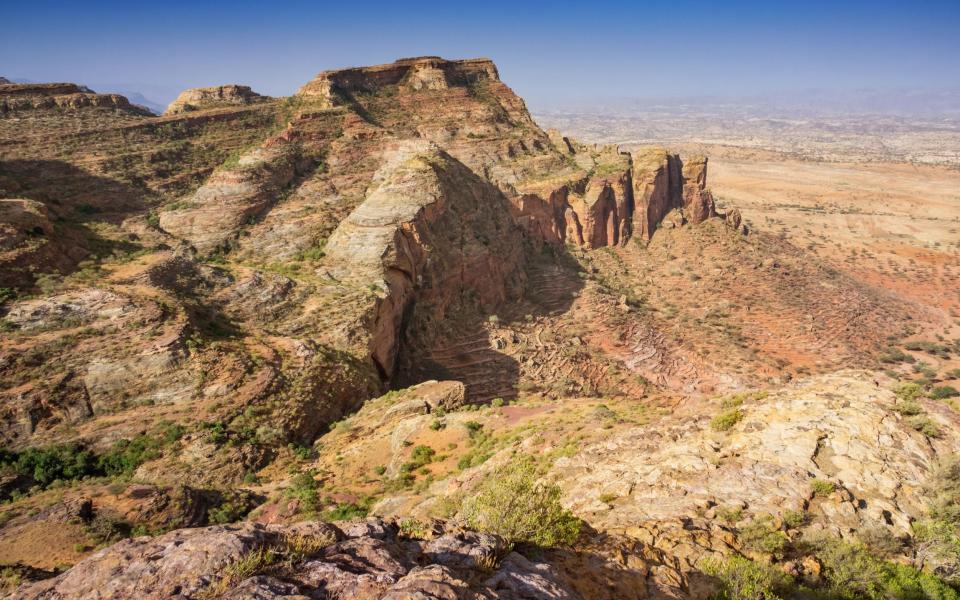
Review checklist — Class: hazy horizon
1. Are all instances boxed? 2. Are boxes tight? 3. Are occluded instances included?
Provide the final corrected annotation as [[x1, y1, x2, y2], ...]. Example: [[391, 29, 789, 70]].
[[4, 0, 959, 114]]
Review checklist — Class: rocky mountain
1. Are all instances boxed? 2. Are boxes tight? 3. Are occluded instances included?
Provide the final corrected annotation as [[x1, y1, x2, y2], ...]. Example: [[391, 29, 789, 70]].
[[0, 57, 958, 599]]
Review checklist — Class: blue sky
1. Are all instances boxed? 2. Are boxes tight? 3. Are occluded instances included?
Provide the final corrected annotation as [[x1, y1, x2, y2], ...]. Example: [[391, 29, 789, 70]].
[[3, 0, 959, 109]]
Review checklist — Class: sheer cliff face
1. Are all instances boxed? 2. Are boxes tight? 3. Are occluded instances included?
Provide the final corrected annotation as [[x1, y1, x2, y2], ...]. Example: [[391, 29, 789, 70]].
[[0, 56, 730, 458], [321, 142, 527, 380], [0, 57, 942, 596], [631, 149, 717, 240]]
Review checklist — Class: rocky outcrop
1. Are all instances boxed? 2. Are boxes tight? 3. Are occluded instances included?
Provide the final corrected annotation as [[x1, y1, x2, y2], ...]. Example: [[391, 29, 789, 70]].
[[164, 85, 270, 115], [158, 144, 309, 254], [297, 56, 500, 106], [557, 372, 956, 541], [577, 156, 634, 248], [631, 149, 717, 240], [680, 156, 716, 225], [322, 142, 526, 381], [0, 83, 150, 115], [0, 199, 87, 288], [10, 518, 590, 599]]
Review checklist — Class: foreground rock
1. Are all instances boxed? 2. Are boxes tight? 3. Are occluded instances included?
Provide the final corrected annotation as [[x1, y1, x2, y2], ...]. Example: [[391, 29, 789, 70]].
[[11, 517, 700, 599], [558, 371, 958, 541]]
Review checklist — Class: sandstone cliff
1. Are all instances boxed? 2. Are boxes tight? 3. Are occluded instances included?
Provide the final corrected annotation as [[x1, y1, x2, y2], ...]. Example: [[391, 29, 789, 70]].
[[0, 83, 151, 115], [0, 56, 943, 599], [164, 84, 270, 115]]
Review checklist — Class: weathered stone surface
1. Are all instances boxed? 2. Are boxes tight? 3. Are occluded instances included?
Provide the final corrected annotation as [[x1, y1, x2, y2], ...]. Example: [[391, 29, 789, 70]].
[[321, 141, 526, 381], [159, 144, 306, 254], [0, 83, 151, 115], [557, 372, 957, 540], [631, 150, 717, 240], [297, 56, 500, 105], [0, 199, 87, 287], [164, 85, 269, 115], [10, 518, 618, 599]]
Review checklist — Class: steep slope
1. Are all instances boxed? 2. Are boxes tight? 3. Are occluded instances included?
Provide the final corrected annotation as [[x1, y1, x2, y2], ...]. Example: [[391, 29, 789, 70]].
[[0, 57, 953, 598]]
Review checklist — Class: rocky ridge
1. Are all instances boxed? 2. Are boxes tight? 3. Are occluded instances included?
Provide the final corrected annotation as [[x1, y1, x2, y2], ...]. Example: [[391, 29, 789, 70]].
[[0, 56, 953, 598], [164, 85, 271, 115]]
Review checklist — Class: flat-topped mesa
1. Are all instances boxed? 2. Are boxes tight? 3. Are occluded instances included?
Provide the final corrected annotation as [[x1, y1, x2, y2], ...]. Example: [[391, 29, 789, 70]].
[[0, 82, 150, 115], [164, 85, 270, 115], [296, 56, 500, 106]]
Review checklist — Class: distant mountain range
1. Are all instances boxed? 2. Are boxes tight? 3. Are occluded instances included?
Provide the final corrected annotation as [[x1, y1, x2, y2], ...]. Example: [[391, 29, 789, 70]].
[[1, 77, 173, 114]]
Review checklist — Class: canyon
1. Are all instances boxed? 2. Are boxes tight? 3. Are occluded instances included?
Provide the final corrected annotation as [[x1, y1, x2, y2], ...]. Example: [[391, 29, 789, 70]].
[[0, 57, 959, 599]]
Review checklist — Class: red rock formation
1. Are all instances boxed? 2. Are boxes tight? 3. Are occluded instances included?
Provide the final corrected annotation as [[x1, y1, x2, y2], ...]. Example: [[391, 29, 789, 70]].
[[631, 149, 717, 240], [297, 56, 500, 106], [0, 83, 150, 115], [322, 142, 526, 381], [163, 84, 269, 115], [680, 156, 716, 224]]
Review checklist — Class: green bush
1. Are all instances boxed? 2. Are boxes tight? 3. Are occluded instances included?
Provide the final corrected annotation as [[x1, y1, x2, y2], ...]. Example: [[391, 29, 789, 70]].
[[207, 502, 242, 524], [914, 455, 960, 584], [810, 478, 836, 497], [782, 510, 807, 529], [810, 537, 960, 600], [460, 455, 581, 547], [711, 409, 744, 432], [738, 517, 788, 558], [893, 400, 924, 416], [881, 561, 960, 600], [401, 445, 435, 473], [700, 555, 789, 600], [10, 444, 97, 486], [909, 415, 942, 438], [896, 382, 925, 403], [98, 435, 163, 477], [464, 421, 484, 439], [931, 386, 960, 400], [285, 470, 320, 513], [86, 513, 131, 545], [320, 501, 369, 522]]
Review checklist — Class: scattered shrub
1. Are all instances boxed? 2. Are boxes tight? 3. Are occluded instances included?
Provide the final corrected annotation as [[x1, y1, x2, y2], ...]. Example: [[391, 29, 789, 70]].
[[399, 518, 430, 539], [460, 455, 581, 547], [717, 506, 744, 524], [464, 421, 484, 439], [931, 386, 959, 400], [915, 455, 960, 584], [782, 510, 807, 529], [320, 501, 369, 522], [402, 445, 435, 473], [857, 525, 903, 558], [700, 555, 789, 600], [810, 479, 835, 497], [909, 415, 942, 438], [893, 401, 924, 416], [86, 513, 131, 545], [97, 435, 163, 477], [285, 470, 320, 513], [738, 517, 788, 558], [895, 382, 924, 403], [711, 409, 744, 432]]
